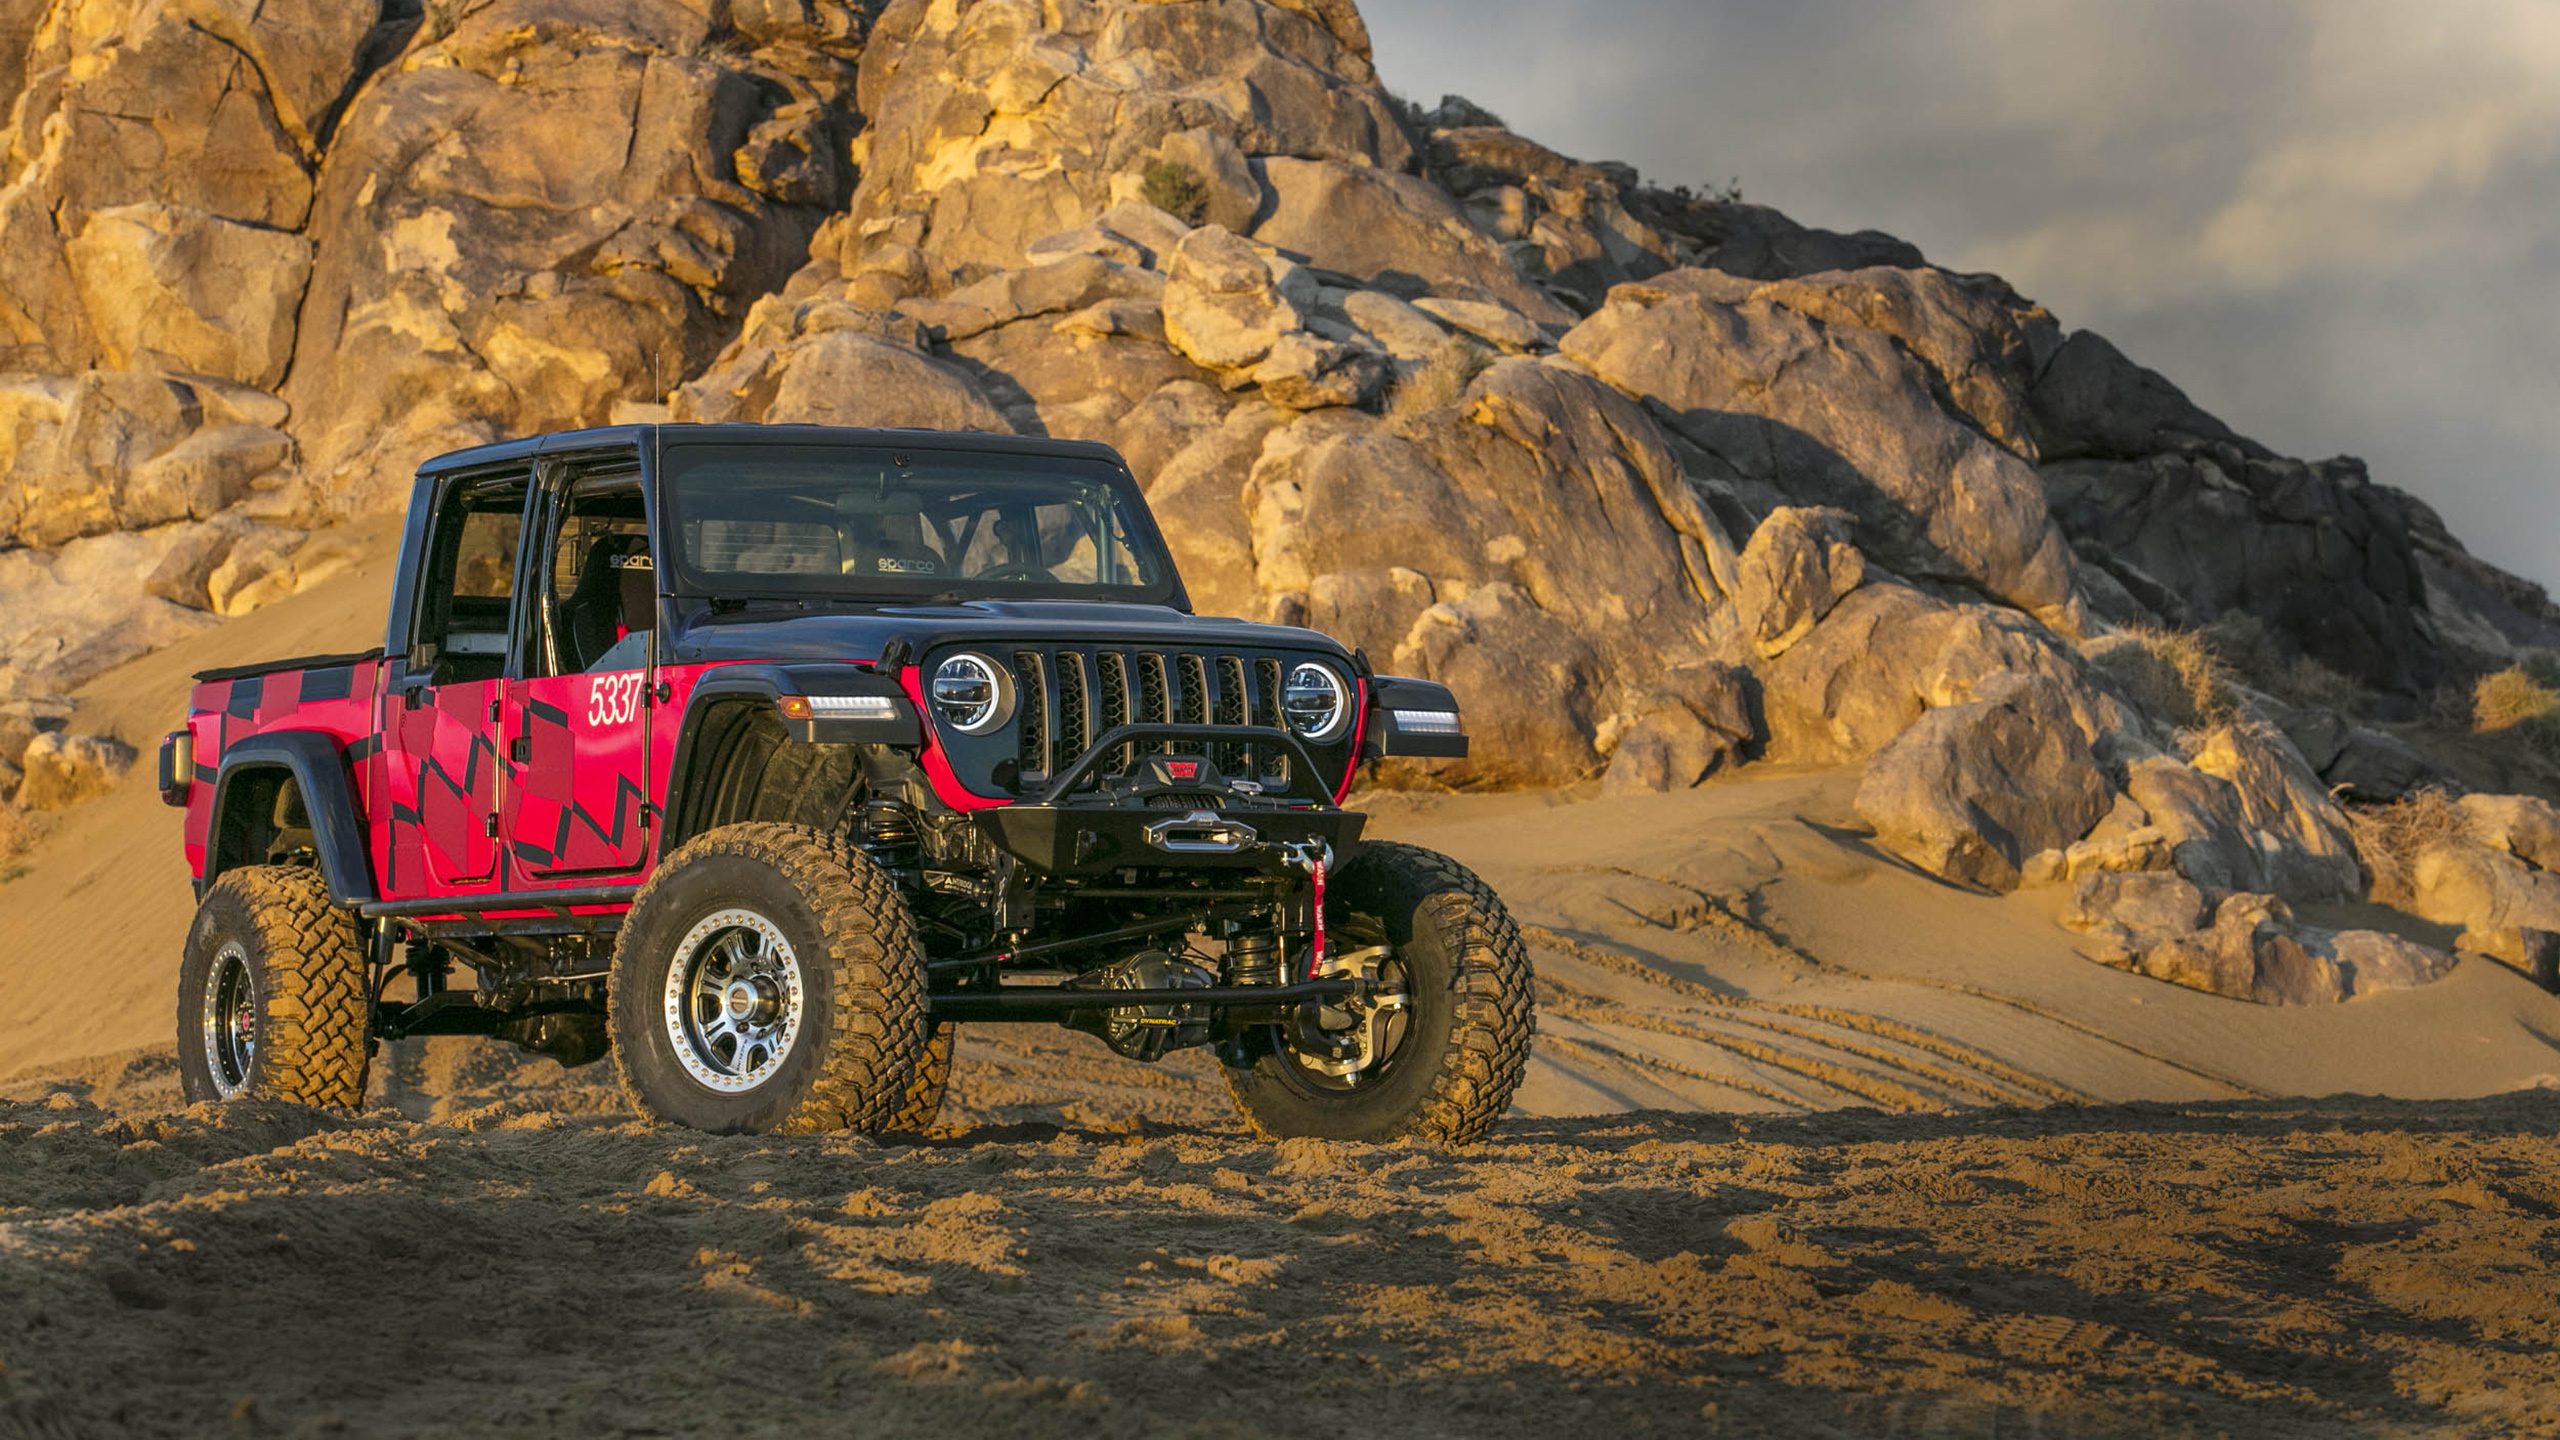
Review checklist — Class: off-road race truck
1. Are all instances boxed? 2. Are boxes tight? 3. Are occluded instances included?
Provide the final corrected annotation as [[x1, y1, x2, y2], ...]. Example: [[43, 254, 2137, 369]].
[[162, 424, 1534, 1141]]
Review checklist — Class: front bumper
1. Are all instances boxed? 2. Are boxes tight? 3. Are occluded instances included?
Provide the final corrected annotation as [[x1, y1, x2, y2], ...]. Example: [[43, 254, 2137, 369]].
[[970, 721, 1365, 875], [975, 799, 1365, 875]]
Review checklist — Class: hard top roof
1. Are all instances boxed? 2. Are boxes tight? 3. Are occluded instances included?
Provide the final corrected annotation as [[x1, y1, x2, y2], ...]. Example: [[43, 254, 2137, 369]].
[[413, 423, 1129, 478]]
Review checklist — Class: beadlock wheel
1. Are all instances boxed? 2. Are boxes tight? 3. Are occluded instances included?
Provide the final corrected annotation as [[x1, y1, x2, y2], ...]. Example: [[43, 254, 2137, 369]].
[[201, 942, 257, 1099], [610, 823, 931, 1135], [174, 865, 368, 1109], [663, 908, 806, 1094]]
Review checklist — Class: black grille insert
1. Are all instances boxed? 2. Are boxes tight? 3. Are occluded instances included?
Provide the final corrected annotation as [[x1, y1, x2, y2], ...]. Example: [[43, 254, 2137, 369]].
[[993, 644, 1322, 789]]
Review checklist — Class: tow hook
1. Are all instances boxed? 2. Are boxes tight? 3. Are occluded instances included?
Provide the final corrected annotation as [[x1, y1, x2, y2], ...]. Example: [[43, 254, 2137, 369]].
[[1276, 839, 1332, 981]]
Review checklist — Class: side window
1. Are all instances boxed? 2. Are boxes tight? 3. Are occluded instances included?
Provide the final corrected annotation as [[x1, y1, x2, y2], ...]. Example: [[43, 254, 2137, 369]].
[[541, 473, 652, 675], [414, 474, 529, 685]]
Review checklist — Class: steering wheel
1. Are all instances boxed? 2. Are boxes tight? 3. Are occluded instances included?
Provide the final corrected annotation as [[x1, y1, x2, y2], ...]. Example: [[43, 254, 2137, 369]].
[[976, 562, 1053, 582]]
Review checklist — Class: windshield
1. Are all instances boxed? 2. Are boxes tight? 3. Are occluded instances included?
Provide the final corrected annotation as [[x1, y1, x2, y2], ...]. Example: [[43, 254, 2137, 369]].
[[662, 443, 1180, 604]]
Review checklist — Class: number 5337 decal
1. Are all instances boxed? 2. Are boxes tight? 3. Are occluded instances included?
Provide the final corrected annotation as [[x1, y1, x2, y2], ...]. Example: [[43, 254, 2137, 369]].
[[587, 671, 645, 728]]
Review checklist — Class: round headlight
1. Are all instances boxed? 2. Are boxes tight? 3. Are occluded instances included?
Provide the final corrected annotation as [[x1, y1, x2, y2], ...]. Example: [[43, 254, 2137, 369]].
[[1281, 662, 1349, 741], [930, 653, 1011, 733]]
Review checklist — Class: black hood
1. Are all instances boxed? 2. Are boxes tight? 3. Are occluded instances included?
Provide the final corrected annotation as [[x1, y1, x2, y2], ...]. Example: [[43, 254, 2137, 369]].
[[667, 599, 1354, 668]]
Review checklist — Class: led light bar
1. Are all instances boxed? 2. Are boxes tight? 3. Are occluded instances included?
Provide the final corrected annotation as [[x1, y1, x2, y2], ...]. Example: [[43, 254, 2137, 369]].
[[806, 694, 898, 720], [1391, 708, 1462, 735]]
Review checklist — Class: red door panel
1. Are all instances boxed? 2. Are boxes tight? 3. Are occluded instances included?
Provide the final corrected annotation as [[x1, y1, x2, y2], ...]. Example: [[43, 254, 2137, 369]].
[[500, 666, 652, 882], [378, 678, 503, 897]]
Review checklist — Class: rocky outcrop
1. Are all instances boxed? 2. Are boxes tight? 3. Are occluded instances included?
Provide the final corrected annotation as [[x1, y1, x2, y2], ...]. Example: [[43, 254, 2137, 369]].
[[2061, 872, 2454, 1005], [2045, 450, 2442, 698], [282, 2, 856, 515], [0, 0, 2537, 1015], [1560, 268, 2081, 629]]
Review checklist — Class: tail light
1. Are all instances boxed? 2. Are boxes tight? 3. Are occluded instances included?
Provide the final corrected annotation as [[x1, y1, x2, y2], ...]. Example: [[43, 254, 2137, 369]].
[[157, 730, 193, 806]]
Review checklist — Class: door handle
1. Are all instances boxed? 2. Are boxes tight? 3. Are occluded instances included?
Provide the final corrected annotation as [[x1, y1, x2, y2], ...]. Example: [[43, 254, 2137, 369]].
[[509, 736, 531, 764]]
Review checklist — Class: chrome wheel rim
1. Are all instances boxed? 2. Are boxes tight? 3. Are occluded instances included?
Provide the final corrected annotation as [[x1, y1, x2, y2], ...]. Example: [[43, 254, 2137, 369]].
[[202, 942, 256, 1099], [663, 908, 805, 1094]]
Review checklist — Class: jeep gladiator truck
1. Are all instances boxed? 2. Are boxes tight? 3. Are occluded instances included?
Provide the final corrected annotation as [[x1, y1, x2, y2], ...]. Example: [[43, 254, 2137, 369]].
[[163, 424, 1533, 1141]]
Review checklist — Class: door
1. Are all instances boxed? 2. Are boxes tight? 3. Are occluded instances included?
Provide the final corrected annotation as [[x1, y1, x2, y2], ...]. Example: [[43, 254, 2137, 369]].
[[498, 462, 655, 882], [377, 470, 530, 899]]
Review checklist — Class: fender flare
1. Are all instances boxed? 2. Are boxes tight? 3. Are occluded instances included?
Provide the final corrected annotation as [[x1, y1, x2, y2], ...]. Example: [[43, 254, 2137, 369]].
[[661, 663, 922, 843], [205, 731, 377, 906], [1361, 674, 1470, 760]]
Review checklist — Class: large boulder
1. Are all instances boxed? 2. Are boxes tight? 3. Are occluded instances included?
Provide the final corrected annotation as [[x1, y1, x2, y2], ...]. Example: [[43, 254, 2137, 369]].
[[1854, 674, 2113, 892], [1561, 269, 2081, 628], [674, 326, 1011, 434], [2410, 834, 2560, 968], [1161, 225, 1301, 372], [2120, 727, 2360, 904], [1732, 506, 1864, 658], [0, 529, 223, 697], [0, 370, 292, 549], [0, 1, 377, 371], [2459, 793, 2560, 873], [2184, 725, 2362, 901], [283, 3, 855, 513], [63, 203, 314, 388], [1600, 662, 1757, 795], [1754, 578, 2132, 769], [828, 0, 1408, 279], [1252, 158, 1575, 324], [1241, 359, 1740, 782]]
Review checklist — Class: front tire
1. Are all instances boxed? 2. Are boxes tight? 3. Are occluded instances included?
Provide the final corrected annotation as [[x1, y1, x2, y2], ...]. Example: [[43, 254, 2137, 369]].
[[176, 866, 368, 1108], [1221, 842, 1534, 1144], [610, 823, 929, 1134]]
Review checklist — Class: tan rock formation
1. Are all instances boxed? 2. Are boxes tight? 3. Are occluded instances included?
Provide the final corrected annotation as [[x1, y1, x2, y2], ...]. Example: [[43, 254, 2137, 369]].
[[15, 731, 134, 810]]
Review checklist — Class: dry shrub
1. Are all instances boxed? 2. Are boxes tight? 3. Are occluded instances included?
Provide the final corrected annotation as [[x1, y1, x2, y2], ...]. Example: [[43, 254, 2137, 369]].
[[1139, 160, 1209, 224], [2472, 666, 2559, 731], [2346, 786, 2471, 907], [2094, 626, 2238, 730], [2466, 665, 2560, 770], [1390, 337, 1493, 417], [2200, 610, 2369, 714], [2275, 655, 2369, 714]]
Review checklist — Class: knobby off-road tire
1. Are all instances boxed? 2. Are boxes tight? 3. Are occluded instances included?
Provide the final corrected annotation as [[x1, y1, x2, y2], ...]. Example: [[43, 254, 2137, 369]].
[[1222, 841, 1534, 1145], [882, 1023, 955, 1135], [176, 865, 368, 1108], [611, 823, 929, 1135]]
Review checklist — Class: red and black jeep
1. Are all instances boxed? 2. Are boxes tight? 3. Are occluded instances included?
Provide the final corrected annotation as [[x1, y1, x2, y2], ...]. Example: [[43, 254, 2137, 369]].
[[163, 425, 1533, 1140]]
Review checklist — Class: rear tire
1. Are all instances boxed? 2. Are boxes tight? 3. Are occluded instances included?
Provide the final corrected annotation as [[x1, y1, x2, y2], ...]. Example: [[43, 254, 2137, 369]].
[[1221, 842, 1533, 1144], [610, 823, 929, 1134], [176, 866, 368, 1108]]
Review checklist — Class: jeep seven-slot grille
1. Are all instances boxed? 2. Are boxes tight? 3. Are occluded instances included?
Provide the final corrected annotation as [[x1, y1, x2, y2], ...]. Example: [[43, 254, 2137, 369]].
[[1012, 646, 1305, 788]]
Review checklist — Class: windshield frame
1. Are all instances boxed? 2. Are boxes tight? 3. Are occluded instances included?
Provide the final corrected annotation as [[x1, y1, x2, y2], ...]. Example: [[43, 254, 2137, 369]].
[[653, 439, 1190, 609]]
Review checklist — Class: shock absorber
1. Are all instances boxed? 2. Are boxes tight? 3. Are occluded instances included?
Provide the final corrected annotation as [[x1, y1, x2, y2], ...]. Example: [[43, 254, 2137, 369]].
[[856, 800, 921, 875], [1226, 929, 1280, 987]]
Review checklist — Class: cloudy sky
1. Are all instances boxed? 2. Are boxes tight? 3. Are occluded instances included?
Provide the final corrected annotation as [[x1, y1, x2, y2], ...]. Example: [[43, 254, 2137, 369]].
[[1360, 0, 2560, 588]]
